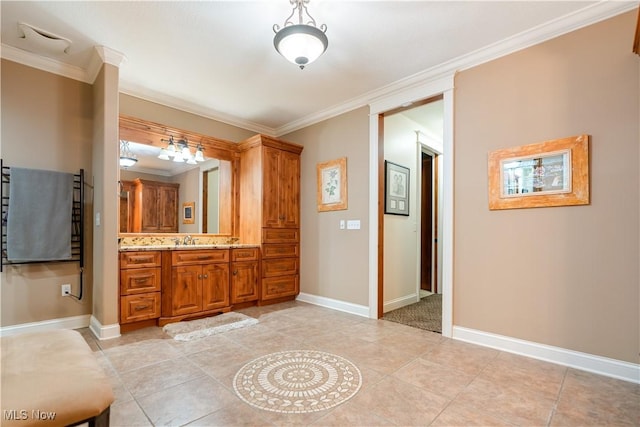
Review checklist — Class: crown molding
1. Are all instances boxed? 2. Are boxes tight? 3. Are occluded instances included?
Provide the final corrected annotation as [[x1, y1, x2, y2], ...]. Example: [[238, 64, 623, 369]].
[[1, 1, 635, 135], [274, 0, 637, 136], [0, 43, 89, 83], [118, 82, 277, 137], [86, 46, 127, 84]]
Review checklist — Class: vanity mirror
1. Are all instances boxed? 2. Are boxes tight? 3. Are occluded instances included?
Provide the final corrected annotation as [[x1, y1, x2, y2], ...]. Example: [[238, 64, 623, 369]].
[[118, 115, 238, 236]]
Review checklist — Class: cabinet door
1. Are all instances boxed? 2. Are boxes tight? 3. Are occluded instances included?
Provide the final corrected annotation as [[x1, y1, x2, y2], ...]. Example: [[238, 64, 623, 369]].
[[262, 147, 300, 228], [159, 185, 179, 232], [262, 146, 281, 228], [279, 150, 300, 228], [171, 265, 203, 315], [202, 263, 230, 311], [231, 261, 259, 304], [140, 184, 160, 232]]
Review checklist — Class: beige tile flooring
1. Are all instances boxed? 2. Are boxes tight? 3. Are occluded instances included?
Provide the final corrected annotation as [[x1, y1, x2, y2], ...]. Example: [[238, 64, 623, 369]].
[[80, 301, 639, 426]]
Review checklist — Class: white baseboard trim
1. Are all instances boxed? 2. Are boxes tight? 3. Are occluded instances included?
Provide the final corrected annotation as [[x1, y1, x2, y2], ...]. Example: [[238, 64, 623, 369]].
[[89, 315, 121, 340], [0, 314, 91, 337], [453, 326, 640, 384], [383, 293, 419, 313], [297, 293, 370, 318]]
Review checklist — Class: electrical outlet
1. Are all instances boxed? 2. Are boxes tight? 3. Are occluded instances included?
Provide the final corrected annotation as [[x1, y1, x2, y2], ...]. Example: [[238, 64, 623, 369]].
[[61, 284, 71, 297]]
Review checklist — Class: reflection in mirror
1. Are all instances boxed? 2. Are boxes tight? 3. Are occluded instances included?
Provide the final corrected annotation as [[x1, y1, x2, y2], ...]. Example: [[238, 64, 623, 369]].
[[119, 140, 232, 235]]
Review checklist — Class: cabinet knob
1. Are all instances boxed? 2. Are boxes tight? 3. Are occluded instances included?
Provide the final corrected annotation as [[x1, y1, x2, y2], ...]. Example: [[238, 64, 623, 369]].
[[233, 270, 238, 276], [203, 274, 208, 279], [198, 274, 203, 279]]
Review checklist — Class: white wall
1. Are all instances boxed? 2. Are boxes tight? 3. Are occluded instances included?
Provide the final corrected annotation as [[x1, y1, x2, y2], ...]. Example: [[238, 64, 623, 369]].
[[382, 114, 419, 311]]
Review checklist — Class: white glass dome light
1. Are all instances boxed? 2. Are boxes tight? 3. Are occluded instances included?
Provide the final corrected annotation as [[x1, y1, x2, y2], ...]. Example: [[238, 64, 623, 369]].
[[274, 24, 328, 69], [273, 0, 328, 70]]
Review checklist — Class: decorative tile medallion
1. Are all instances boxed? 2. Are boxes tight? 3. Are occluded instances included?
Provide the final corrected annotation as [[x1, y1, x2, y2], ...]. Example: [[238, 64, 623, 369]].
[[233, 350, 362, 413]]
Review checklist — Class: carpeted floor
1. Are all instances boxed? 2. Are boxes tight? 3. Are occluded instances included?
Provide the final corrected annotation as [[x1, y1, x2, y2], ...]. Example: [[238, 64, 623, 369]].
[[383, 293, 442, 333]]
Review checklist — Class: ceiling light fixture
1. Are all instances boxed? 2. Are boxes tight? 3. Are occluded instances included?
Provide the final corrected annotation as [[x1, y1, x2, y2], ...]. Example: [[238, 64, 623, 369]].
[[119, 140, 138, 168], [158, 136, 206, 164], [273, 0, 328, 69]]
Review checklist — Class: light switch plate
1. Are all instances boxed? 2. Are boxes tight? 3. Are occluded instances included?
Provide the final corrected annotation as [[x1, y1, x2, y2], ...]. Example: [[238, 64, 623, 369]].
[[347, 220, 361, 230], [339, 220, 345, 230]]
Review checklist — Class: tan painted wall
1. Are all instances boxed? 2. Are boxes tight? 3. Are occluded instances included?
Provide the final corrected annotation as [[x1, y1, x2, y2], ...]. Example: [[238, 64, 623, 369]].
[[453, 11, 639, 363], [284, 107, 371, 307], [91, 63, 120, 328], [119, 94, 255, 143], [0, 60, 94, 326]]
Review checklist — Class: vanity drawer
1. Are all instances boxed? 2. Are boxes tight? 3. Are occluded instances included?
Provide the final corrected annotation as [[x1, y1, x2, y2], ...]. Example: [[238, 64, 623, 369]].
[[262, 258, 298, 277], [120, 267, 161, 295], [120, 251, 161, 268], [120, 292, 161, 323], [231, 247, 259, 262], [262, 244, 299, 259], [172, 249, 229, 265], [262, 228, 299, 243], [261, 275, 299, 300]]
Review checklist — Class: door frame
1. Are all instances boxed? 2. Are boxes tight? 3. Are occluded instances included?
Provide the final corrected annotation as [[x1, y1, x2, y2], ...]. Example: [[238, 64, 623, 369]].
[[368, 75, 454, 338], [417, 141, 443, 298]]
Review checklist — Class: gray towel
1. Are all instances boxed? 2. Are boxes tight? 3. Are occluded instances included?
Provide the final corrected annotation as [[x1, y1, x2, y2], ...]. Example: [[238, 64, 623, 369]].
[[7, 167, 73, 262]]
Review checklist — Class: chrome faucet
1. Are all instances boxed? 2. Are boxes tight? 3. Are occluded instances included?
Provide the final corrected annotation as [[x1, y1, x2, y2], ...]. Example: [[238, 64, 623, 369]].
[[172, 237, 181, 247], [183, 235, 192, 245]]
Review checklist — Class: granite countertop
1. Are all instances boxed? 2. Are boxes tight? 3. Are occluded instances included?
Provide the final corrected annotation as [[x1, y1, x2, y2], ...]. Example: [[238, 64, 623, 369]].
[[119, 243, 259, 252]]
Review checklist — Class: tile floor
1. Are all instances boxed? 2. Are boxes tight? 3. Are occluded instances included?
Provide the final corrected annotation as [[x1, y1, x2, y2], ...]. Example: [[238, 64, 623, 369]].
[[79, 301, 640, 426]]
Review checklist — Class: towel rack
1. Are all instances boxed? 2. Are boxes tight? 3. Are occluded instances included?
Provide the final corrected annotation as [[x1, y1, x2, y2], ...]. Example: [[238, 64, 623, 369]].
[[1, 159, 85, 276]]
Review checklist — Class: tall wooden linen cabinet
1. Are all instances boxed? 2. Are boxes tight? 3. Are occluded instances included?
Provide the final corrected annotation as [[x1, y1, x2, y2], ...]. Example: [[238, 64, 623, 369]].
[[238, 135, 303, 304]]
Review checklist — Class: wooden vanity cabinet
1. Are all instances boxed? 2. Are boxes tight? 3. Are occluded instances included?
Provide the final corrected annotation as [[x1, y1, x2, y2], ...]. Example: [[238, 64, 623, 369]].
[[119, 251, 162, 326], [230, 247, 260, 304], [160, 249, 230, 325], [132, 179, 180, 233], [238, 135, 303, 303]]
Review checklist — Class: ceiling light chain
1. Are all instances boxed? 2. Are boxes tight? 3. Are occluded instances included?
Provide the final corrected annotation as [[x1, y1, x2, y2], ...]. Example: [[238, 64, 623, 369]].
[[273, 0, 328, 69]]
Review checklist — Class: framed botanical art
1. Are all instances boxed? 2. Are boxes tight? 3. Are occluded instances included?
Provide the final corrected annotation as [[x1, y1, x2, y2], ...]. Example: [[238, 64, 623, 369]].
[[384, 160, 410, 216], [488, 134, 590, 210], [317, 157, 347, 212]]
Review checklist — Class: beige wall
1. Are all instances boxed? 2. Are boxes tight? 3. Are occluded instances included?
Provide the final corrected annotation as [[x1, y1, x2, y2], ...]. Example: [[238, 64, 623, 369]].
[[454, 11, 639, 363], [119, 94, 255, 143], [91, 63, 120, 328], [0, 60, 94, 326], [284, 107, 371, 307]]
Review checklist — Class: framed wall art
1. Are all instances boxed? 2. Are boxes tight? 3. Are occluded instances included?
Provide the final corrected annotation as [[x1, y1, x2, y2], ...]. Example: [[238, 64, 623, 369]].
[[317, 157, 347, 212], [488, 134, 590, 210], [384, 160, 410, 216], [183, 201, 195, 224]]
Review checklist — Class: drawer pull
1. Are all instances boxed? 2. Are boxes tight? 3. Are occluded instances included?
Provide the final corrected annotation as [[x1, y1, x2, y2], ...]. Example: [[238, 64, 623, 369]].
[[197, 255, 210, 260], [134, 305, 150, 311], [132, 257, 153, 263], [134, 277, 150, 282]]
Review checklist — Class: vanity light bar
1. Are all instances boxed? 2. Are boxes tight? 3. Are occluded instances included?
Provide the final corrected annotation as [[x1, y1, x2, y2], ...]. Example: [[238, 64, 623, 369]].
[[159, 136, 205, 163]]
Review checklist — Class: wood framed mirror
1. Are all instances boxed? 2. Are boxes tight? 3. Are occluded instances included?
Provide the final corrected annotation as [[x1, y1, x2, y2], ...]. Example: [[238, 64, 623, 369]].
[[118, 115, 239, 236]]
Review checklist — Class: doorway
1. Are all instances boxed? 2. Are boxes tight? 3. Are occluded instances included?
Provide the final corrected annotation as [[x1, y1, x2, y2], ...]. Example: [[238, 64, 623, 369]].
[[421, 150, 436, 294], [375, 93, 447, 334]]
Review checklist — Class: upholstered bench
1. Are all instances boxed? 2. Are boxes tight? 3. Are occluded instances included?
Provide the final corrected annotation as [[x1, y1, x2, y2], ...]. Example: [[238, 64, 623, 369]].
[[1, 329, 114, 427]]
